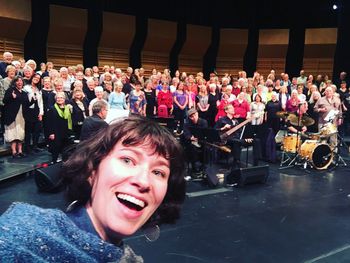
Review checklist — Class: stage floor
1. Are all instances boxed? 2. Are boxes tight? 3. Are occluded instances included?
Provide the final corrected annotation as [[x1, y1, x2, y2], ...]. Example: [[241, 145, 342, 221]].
[[0, 148, 350, 262]]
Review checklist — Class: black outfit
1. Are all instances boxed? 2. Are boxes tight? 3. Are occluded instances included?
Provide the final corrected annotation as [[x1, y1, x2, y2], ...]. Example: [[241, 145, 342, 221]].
[[80, 114, 108, 141], [207, 92, 221, 127], [182, 118, 208, 173], [41, 89, 54, 144], [334, 78, 350, 90], [265, 100, 282, 135], [340, 92, 350, 136], [3, 87, 29, 126], [144, 89, 156, 117], [82, 87, 96, 103], [23, 78, 31, 86], [69, 98, 89, 139], [307, 102, 319, 133], [0, 61, 11, 78], [22, 92, 42, 152], [215, 116, 261, 168], [122, 83, 132, 96], [47, 105, 70, 163]]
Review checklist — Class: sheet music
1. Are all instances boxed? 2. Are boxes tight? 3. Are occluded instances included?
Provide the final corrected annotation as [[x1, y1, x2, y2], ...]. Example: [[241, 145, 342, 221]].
[[324, 109, 339, 122]]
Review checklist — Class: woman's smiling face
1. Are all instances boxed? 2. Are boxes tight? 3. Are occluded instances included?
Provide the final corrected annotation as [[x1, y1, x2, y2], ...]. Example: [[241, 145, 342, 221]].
[[86, 140, 170, 242]]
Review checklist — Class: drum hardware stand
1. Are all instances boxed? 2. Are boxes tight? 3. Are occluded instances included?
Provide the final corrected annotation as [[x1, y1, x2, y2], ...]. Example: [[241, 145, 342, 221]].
[[331, 134, 348, 167], [279, 151, 312, 171], [279, 150, 294, 167]]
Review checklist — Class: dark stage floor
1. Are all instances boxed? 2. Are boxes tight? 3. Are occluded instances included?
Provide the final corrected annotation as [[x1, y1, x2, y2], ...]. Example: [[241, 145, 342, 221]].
[[0, 147, 350, 262]]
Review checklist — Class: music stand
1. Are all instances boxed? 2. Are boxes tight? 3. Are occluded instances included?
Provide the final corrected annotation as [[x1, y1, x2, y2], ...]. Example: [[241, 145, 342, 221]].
[[236, 123, 255, 167], [189, 127, 224, 166]]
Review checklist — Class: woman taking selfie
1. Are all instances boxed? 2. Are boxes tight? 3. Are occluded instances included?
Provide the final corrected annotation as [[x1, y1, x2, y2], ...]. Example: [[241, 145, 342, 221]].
[[0, 115, 186, 262]]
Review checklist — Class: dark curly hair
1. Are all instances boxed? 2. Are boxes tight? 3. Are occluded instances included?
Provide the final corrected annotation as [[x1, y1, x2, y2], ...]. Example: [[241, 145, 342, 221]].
[[62, 115, 186, 226]]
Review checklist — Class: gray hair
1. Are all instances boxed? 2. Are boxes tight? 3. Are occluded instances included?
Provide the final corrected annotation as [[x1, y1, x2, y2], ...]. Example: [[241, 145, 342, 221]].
[[92, 100, 108, 115]]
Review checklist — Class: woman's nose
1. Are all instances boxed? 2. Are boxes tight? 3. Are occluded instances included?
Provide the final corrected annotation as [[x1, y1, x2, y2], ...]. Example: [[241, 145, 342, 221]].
[[130, 167, 151, 192]]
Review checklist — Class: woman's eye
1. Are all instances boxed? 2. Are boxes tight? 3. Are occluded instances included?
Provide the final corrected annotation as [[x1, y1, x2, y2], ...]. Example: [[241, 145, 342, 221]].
[[121, 157, 133, 165], [153, 170, 166, 178]]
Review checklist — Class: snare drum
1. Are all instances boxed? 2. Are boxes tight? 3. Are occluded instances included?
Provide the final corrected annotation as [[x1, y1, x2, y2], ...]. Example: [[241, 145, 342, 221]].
[[282, 135, 301, 153], [300, 140, 333, 170], [307, 132, 321, 141]]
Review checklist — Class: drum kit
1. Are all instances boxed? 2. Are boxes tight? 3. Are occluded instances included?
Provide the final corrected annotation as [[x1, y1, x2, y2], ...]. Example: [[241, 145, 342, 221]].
[[275, 111, 346, 170]]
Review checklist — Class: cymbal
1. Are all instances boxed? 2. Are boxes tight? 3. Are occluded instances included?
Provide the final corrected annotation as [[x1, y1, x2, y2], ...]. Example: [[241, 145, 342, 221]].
[[287, 114, 315, 127], [276, 111, 290, 119]]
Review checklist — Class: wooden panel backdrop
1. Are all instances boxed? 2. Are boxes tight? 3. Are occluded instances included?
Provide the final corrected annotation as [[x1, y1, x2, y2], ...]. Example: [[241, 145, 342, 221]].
[[179, 24, 211, 75], [0, 0, 31, 59], [99, 12, 135, 71], [142, 19, 176, 75], [47, 5, 87, 68], [257, 29, 289, 77], [303, 28, 337, 79], [216, 28, 248, 78]]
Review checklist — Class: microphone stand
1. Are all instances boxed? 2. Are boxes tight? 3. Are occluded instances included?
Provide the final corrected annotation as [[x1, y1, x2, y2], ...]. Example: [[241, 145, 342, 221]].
[[296, 106, 308, 168]]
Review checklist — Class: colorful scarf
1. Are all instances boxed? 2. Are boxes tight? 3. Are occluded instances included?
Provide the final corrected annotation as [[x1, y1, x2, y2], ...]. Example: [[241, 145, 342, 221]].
[[54, 103, 72, 130]]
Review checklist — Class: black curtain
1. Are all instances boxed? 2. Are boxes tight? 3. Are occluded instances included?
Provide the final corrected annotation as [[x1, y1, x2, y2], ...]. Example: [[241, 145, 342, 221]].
[[24, 0, 50, 67], [129, 15, 147, 69], [203, 25, 220, 80], [243, 0, 259, 77], [285, 26, 305, 78], [169, 21, 186, 77], [243, 26, 259, 77], [83, 0, 103, 68]]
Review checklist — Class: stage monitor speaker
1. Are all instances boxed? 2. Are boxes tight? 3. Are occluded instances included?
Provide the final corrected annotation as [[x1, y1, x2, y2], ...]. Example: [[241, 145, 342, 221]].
[[226, 165, 269, 187], [205, 171, 219, 188], [34, 162, 63, 193]]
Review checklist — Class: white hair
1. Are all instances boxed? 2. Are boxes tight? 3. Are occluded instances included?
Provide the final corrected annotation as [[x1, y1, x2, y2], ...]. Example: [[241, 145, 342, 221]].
[[221, 77, 229, 83], [309, 91, 321, 103], [271, 91, 279, 100], [12, 61, 20, 67], [209, 83, 216, 89], [60, 67, 68, 73], [94, 86, 104, 92], [114, 81, 123, 88], [3, 52, 13, 58], [25, 59, 37, 69]]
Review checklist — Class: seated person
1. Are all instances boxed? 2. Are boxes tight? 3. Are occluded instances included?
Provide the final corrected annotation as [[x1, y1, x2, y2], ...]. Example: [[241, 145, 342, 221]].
[[182, 108, 208, 177], [215, 104, 261, 168], [287, 101, 309, 134], [282, 102, 310, 154], [80, 100, 109, 141]]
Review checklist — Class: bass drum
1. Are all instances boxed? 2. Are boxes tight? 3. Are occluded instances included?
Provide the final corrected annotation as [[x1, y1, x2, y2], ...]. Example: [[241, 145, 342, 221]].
[[300, 141, 333, 170]]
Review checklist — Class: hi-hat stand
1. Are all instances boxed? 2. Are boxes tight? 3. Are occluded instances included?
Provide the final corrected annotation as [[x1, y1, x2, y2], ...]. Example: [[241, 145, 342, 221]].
[[330, 133, 348, 168]]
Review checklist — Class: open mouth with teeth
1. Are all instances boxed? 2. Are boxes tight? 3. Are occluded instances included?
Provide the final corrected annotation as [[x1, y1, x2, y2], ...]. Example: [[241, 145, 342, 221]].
[[116, 193, 147, 211]]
